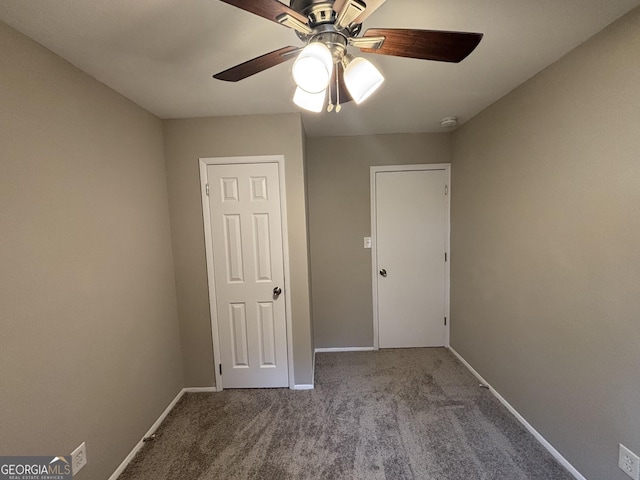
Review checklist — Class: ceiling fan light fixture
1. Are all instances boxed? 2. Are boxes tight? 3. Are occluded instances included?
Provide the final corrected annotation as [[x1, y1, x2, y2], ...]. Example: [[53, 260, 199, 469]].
[[343, 56, 384, 104], [293, 86, 326, 112], [292, 42, 333, 93]]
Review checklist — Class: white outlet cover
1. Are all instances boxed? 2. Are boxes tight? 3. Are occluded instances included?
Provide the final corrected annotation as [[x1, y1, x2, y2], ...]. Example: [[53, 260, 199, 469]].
[[619, 444, 640, 480], [364, 237, 372, 249], [71, 442, 87, 476]]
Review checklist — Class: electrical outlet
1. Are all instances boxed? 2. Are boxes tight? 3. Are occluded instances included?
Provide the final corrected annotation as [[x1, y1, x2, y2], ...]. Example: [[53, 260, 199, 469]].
[[364, 237, 372, 249], [619, 444, 640, 480], [71, 442, 87, 476]]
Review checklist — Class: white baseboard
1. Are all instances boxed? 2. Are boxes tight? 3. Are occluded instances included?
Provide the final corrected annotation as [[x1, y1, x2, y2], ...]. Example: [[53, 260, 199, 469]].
[[291, 384, 314, 390], [448, 347, 586, 480], [109, 386, 217, 480], [312, 349, 316, 386], [109, 389, 184, 480], [314, 347, 375, 353], [183, 386, 218, 393]]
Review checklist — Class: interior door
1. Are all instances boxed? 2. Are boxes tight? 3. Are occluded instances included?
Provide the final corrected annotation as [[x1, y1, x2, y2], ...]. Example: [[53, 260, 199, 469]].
[[207, 162, 288, 388], [374, 167, 448, 348]]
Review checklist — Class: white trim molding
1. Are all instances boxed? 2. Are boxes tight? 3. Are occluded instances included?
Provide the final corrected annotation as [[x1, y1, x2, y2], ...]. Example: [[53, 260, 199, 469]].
[[448, 347, 587, 480], [109, 387, 218, 480], [314, 347, 375, 353]]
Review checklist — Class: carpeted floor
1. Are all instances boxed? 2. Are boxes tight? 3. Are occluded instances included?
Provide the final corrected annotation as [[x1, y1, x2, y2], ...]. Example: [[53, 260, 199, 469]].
[[118, 348, 574, 480]]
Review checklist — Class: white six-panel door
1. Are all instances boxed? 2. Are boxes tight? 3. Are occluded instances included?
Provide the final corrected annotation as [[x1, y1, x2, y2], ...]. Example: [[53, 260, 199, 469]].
[[206, 162, 289, 388], [373, 166, 449, 348]]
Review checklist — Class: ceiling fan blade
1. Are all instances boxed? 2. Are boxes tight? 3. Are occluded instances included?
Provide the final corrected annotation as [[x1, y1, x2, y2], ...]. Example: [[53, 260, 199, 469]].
[[360, 28, 483, 63], [214, 46, 301, 82], [219, 0, 309, 30], [333, 0, 386, 24]]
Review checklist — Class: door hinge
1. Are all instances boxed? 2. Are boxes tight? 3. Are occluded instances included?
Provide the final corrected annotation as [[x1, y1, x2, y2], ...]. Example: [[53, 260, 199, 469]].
[[219, 363, 222, 375], [444, 317, 447, 326], [206, 183, 210, 196], [445, 252, 447, 262], [445, 185, 448, 195]]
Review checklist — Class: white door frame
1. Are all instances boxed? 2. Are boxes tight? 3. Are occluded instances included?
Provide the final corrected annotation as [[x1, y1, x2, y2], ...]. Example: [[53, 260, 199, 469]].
[[199, 155, 294, 390], [370, 164, 451, 350]]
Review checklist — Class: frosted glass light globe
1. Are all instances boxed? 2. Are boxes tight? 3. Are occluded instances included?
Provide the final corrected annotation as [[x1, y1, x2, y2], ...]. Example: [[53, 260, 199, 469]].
[[292, 43, 333, 94], [344, 57, 384, 104], [293, 87, 326, 113]]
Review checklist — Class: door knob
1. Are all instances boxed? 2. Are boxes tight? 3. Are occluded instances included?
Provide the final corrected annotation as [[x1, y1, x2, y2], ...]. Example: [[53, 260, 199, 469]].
[[273, 286, 282, 298], [379, 269, 387, 277]]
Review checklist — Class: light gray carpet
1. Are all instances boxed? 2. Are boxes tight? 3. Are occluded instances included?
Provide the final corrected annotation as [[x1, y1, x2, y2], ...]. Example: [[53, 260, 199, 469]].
[[119, 348, 574, 480]]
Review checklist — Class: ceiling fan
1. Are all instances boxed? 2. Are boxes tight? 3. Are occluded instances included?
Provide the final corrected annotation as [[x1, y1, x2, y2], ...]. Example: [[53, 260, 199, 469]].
[[214, 0, 483, 112]]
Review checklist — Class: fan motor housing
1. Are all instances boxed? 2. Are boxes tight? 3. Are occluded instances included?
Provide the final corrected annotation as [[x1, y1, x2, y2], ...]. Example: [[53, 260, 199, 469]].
[[290, 0, 361, 41], [291, 0, 335, 25]]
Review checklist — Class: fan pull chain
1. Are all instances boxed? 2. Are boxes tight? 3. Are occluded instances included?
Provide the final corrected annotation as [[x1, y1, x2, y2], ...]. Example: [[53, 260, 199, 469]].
[[327, 70, 334, 112], [335, 68, 341, 113], [326, 67, 342, 113]]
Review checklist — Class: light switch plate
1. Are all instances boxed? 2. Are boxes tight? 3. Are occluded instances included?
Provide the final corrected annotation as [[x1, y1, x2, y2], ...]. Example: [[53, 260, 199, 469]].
[[364, 237, 372, 249]]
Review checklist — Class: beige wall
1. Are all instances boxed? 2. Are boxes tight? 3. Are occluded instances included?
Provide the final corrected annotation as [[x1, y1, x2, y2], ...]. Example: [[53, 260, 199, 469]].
[[307, 134, 451, 348], [0, 21, 183, 480], [450, 8, 640, 480], [4, 3, 639, 477], [162, 114, 314, 386]]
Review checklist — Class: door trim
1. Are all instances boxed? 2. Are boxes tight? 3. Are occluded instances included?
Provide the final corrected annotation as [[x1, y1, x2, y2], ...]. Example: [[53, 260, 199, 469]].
[[370, 164, 451, 350], [199, 155, 294, 390]]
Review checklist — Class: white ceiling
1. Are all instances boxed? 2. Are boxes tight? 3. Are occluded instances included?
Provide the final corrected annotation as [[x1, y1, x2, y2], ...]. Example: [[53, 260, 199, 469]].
[[1, 0, 638, 137]]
